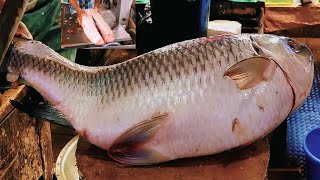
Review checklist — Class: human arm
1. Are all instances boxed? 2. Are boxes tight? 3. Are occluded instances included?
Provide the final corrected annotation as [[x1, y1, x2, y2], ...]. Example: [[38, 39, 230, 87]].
[[0, 0, 32, 39], [16, 22, 33, 39], [94, 0, 100, 9], [69, 0, 87, 26]]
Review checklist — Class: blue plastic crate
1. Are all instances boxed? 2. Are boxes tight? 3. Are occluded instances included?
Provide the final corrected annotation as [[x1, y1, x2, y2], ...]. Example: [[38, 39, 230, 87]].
[[287, 66, 320, 179]]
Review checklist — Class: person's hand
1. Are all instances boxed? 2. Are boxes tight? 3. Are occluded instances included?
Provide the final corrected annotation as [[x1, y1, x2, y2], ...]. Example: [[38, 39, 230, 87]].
[[94, 0, 100, 10], [15, 22, 33, 40], [93, 7, 101, 14], [77, 10, 87, 26]]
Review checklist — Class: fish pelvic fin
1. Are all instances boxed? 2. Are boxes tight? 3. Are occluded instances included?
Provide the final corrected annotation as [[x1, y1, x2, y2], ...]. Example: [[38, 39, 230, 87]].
[[10, 99, 73, 129], [224, 56, 278, 90], [108, 113, 169, 165]]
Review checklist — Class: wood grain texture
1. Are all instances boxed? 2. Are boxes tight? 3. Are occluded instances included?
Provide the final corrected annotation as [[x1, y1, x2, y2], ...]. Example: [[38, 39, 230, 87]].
[[38, 120, 54, 180], [0, 109, 43, 180], [0, 86, 54, 180], [0, 85, 27, 121], [75, 137, 269, 180]]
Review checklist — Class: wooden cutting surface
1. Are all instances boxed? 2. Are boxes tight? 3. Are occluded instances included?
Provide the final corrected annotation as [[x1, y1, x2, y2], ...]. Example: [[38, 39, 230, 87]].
[[51, 117, 270, 180], [74, 137, 270, 180]]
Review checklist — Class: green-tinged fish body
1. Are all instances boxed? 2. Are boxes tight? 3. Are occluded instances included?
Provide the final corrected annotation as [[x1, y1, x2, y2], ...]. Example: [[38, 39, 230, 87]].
[[6, 34, 314, 165]]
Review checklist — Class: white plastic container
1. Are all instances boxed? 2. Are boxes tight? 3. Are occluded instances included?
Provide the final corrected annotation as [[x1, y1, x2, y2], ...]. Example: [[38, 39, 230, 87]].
[[207, 20, 242, 36]]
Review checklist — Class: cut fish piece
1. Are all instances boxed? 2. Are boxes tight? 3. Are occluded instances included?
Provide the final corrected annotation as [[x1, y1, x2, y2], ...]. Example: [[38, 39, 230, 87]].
[[90, 9, 115, 43], [82, 12, 104, 45]]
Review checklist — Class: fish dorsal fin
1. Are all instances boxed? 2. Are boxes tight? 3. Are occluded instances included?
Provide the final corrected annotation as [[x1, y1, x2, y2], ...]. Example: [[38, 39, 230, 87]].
[[108, 113, 169, 165], [224, 57, 278, 90]]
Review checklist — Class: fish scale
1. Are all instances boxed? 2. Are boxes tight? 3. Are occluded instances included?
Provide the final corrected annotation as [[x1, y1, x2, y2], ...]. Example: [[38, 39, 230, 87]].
[[8, 38, 251, 107], [6, 34, 313, 165]]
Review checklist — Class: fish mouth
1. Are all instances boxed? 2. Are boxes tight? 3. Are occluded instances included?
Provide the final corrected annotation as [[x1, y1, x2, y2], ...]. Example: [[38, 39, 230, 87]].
[[282, 37, 314, 63], [295, 41, 314, 63], [305, 46, 314, 63]]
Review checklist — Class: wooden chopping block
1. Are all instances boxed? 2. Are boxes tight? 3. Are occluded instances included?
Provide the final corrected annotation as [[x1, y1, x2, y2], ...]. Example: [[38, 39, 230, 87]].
[[75, 137, 270, 180], [0, 85, 54, 180]]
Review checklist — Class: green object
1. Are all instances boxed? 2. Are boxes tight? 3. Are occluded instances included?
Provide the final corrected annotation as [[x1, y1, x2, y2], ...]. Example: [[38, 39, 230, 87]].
[[136, 0, 150, 4], [265, 0, 293, 5], [61, 0, 69, 3], [22, 0, 77, 62]]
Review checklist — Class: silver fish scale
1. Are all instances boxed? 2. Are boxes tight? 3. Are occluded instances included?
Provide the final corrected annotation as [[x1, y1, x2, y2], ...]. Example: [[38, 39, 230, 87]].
[[9, 36, 256, 109], [93, 37, 252, 109]]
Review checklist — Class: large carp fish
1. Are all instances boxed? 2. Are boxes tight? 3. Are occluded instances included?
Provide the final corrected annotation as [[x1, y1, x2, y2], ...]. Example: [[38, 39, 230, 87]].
[[5, 34, 314, 165]]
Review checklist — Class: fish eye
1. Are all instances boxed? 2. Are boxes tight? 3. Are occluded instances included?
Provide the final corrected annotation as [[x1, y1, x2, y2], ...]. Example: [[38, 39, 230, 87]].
[[288, 40, 300, 53]]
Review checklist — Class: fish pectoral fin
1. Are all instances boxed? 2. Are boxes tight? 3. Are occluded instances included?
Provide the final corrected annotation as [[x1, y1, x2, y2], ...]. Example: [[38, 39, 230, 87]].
[[224, 56, 278, 90], [108, 113, 169, 165]]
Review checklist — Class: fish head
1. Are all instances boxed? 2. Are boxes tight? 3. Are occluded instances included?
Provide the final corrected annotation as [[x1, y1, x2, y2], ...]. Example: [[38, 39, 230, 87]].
[[250, 34, 314, 113]]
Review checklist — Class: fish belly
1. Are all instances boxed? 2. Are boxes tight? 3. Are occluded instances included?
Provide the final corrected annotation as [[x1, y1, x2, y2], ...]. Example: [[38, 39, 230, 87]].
[[144, 65, 293, 160]]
